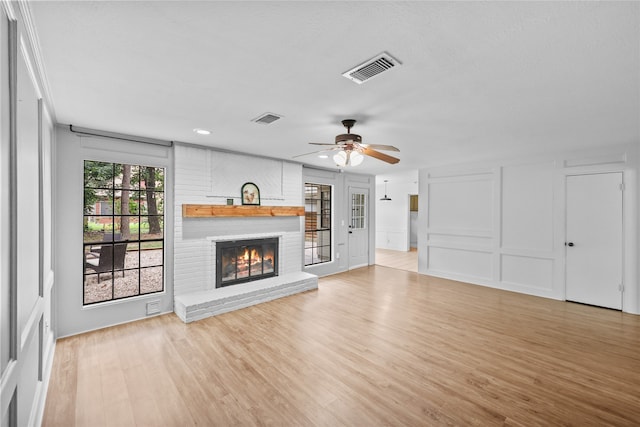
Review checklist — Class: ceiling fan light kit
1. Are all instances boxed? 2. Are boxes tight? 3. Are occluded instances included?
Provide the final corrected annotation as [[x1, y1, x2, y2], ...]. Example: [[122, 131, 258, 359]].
[[350, 151, 364, 166], [333, 150, 364, 167]]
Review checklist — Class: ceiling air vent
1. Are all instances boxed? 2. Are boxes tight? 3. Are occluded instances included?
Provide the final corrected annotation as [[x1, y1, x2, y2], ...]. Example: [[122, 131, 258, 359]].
[[342, 52, 401, 84], [252, 112, 282, 125]]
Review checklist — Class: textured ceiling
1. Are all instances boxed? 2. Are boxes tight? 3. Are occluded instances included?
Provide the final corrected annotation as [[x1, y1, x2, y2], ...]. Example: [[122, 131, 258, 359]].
[[31, 1, 639, 174]]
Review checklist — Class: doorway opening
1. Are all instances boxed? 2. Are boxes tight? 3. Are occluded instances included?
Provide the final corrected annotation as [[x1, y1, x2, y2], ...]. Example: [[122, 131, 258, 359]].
[[409, 194, 418, 250]]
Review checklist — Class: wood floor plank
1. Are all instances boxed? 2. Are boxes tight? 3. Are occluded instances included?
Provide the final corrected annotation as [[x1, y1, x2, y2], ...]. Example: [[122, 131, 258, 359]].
[[74, 334, 106, 426], [43, 265, 640, 426], [42, 335, 79, 426]]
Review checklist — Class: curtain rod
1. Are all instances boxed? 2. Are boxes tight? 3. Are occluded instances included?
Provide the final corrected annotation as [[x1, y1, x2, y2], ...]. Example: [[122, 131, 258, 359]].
[[69, 125, 173, 147]]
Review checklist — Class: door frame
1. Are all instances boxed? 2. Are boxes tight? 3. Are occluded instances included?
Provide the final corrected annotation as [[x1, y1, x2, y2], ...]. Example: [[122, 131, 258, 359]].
[[564, 171, 624, 309], [556, 152, 638, 315], [348, 186, 370, 270]]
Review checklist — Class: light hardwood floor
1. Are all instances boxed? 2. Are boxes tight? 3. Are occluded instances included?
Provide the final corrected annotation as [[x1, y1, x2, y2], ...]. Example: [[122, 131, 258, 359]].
[[43, 266, 640, 426], [375, 247, 418, 272]]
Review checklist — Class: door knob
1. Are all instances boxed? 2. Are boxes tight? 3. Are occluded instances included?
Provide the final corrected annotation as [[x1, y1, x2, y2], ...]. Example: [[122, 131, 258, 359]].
[[565, 242, 574, 247]]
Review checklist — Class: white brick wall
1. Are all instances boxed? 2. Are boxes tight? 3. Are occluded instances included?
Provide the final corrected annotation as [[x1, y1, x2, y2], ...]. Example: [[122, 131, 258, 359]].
[[174, 144, 304, 296]]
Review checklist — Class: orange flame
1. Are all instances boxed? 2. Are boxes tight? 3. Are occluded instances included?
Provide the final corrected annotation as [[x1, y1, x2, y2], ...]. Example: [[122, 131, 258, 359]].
[[241, 248, 262, 263]]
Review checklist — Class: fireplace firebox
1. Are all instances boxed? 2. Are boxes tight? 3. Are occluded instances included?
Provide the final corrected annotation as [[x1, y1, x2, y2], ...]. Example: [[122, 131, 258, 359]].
[[216, 238, 278, 288]]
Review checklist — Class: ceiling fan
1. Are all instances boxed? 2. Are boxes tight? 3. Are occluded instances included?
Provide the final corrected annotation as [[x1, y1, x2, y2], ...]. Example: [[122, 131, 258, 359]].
[[295, 119, 400, 166]]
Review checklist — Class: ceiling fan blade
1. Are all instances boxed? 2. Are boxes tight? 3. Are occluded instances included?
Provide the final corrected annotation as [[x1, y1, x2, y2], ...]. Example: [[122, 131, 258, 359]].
[[361, 147, 400, 164], [362, 144, 400, 152], [292, 147, 341, 159]]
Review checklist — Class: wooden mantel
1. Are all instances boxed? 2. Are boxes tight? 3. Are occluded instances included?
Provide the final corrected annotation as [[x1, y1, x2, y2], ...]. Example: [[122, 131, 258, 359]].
[[182, 204, 305, 218]]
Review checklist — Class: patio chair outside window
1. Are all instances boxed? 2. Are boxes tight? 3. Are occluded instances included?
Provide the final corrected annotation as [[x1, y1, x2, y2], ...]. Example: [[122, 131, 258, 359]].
[[85, 243, 127, 281]]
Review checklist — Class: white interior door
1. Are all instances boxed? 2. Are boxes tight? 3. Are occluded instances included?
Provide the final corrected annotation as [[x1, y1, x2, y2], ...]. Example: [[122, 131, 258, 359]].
[[348, 187, 369, 269], [566, 172, 623, 309]]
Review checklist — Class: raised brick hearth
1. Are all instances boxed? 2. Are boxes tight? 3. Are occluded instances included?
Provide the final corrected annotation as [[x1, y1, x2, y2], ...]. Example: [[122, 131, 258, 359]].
[[174, 271, 317, 322]]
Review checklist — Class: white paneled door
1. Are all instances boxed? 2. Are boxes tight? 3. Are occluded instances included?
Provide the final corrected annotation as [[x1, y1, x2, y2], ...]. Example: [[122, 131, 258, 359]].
[[348, 187, 369, 269], [566, 173, 623, 310]]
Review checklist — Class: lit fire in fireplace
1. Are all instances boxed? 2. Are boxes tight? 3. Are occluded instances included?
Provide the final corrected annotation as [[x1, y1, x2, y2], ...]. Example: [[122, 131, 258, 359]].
[[234, 247, 274, 278], [218, 239, 277, 287]]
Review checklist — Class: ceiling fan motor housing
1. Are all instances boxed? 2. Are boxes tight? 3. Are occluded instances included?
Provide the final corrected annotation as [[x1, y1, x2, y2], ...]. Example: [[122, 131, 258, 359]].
[[335, 133, 362, 144]]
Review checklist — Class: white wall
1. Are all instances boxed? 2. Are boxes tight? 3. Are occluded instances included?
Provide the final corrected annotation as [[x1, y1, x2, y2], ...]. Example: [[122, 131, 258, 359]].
[[1, 2, 56, 425], [419, 144, 639, 314], [375, 170, 419, 251], [54, 126, 174, 337]]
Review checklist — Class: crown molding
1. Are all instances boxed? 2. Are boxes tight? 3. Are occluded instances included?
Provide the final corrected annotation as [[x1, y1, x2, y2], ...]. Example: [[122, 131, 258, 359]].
[[1, 0, 16, 20], [14, 0, 57, 122]]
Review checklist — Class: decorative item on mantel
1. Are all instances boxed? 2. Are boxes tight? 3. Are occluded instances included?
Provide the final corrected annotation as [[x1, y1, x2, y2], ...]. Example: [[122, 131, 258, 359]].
[[241, 182, 260, 205]]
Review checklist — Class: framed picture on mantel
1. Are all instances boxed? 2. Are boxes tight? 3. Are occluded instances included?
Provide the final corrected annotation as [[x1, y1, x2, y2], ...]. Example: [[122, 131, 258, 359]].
[[241, 182, 260, 205]]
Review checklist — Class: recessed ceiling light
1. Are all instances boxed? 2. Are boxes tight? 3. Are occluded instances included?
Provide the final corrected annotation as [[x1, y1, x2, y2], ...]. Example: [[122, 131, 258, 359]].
[[193, 128, 211, 135], [318, 154, 328, 159]]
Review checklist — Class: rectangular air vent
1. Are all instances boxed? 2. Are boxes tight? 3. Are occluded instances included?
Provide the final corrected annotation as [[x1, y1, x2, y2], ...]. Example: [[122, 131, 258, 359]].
[[146, 300, 161, 315], [342, 52, 401, 84], [251, 112, 282, 124]]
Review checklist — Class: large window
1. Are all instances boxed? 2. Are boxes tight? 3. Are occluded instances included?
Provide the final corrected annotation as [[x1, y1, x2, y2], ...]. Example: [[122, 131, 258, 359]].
[[305, 183, 331, 266], [83, 161, 164, 305]]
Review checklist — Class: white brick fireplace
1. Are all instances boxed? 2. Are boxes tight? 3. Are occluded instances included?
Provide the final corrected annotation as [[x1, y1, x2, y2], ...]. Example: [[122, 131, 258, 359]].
[[173, 144, 317, 322]]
